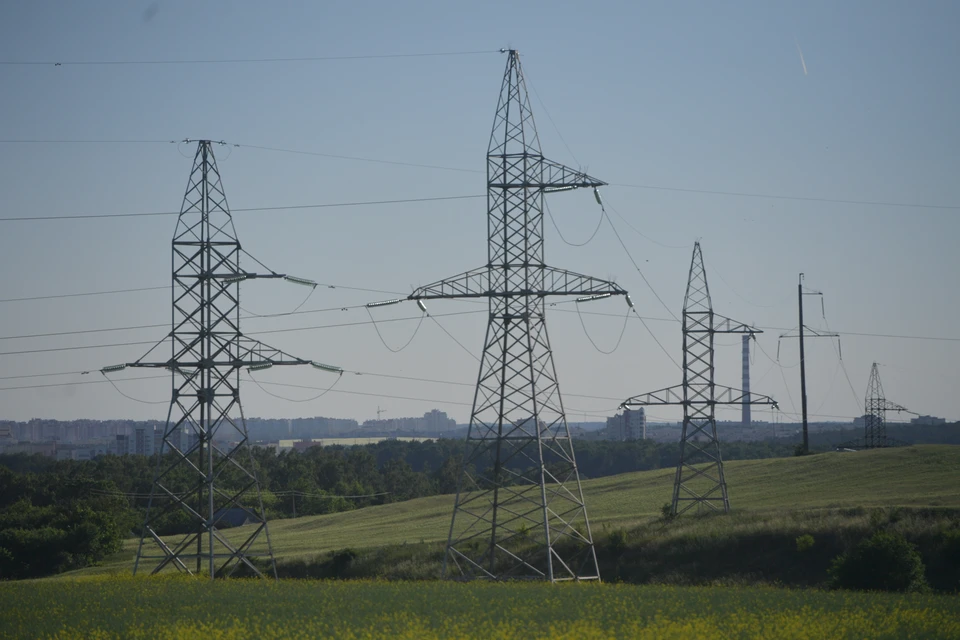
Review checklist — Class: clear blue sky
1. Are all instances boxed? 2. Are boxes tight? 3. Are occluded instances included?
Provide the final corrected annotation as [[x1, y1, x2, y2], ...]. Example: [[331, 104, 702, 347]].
[[1, 1, 958, 427]]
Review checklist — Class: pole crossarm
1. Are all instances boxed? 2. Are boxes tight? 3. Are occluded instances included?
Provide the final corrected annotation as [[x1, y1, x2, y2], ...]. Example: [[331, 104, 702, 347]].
[[779, 327, 839, 340], [409, 266, 626, 301]]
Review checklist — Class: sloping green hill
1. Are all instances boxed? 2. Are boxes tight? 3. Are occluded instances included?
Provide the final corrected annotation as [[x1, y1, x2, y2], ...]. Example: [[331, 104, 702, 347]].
[[74, 445, 960, 575]]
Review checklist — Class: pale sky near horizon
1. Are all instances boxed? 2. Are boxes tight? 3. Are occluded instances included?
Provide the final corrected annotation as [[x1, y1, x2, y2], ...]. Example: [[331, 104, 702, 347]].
[[1, 1, 958, 428]]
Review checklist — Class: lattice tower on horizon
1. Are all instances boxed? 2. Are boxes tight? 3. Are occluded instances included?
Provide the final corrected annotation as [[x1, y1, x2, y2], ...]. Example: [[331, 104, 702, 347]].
[[622, 242, 777, 516], [839, 362, 913, 450]]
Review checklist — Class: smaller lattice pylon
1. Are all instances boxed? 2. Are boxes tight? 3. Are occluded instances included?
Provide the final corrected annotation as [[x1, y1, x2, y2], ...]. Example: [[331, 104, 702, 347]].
[[837, 363, 914, 450], [621, 242, 777, 516]]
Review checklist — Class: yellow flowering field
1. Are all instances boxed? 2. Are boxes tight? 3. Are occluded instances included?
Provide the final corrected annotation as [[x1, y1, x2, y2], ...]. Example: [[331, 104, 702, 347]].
[[1, 575, 958, 639]]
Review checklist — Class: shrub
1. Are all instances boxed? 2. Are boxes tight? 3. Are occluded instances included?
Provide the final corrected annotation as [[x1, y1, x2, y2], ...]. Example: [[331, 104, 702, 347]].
[[796, 534, 815, 553], [828, 531, 926, 592], [660, 503, 675, 521], [607, 529, 628, 555]]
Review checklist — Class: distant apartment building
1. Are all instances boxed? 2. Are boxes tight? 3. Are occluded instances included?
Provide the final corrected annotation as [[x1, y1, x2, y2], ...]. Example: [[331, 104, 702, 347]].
[[605, 408, 646, 441], [910, 415, 947, 426], [361, 409, 457, 434]]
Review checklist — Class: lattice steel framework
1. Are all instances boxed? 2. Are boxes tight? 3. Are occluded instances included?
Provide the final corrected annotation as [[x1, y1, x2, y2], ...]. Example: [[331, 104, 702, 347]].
[[125, 140, 338, 579], [409, 50, 626, 581], [839, 363, 912, 450], [622, 243, 777, 516]]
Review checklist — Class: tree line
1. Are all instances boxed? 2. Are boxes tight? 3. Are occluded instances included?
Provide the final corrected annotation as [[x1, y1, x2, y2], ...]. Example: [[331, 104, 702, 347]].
[[0, 437, 797, 579]]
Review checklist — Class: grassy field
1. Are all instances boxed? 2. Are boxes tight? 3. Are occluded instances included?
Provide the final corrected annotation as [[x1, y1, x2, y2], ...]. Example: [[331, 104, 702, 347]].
[[4, 575, 959, 639], [72, 445, 960, 577]]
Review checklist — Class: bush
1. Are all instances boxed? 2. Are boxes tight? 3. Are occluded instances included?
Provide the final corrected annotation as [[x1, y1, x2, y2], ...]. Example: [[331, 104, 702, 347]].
[[828, 531, 926, 592], [795, 534, 815, 553], [607, 529, 628, 555]]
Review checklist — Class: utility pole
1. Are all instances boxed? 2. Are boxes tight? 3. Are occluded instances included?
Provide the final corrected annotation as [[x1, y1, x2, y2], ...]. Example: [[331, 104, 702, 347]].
[[780, 274, 838, 454], [622, 243, 777, 516], [408, 50, 628, 581], [104, 140, 341, 579]]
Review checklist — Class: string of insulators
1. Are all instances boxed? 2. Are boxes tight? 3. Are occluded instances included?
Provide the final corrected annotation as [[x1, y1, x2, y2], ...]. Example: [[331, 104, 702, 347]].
[[311, 361, 343, 374], [366, 298, 404, 308], [284, 275, 317, 288]]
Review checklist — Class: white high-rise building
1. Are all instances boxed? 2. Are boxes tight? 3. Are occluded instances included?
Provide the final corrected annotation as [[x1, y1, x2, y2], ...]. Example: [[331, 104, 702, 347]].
[[605, 408, 646, 441]]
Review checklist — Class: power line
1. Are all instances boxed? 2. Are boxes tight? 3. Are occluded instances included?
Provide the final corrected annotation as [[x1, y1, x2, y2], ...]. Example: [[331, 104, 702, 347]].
[[0, 285, 167, 304], [229, 142, 482, 175], [0, 49, 500, 67], [0, 139, 176, 144], [0, 310, 486, 356], [0, 194, 485, 222], [609, 182, 960, 211], [0, 282, 407, 306]]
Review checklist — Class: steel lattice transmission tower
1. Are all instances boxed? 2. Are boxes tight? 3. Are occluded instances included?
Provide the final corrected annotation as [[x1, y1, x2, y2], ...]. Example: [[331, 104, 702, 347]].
[[839, 363, 913, 450], [409, 50, 627, 581], [110, 140, 340, 579], [622, 242, 777, 516]]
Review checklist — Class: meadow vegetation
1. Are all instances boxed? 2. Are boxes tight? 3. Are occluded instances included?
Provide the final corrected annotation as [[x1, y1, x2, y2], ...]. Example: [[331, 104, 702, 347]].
[[60, 446, 960, 592], [2, 575, 959, 639]]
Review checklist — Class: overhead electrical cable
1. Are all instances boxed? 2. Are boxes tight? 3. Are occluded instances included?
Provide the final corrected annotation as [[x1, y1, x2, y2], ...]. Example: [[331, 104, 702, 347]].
[[0, 194, 485, 222], [247, 369, 342, 403], [365, 307, 426, 353], [545, 198, 604, 247], [227, 142, 482, 174], [0, 285, 167, 303], [602, 210, 681, 323], [0, 310, 486, 356], [0, 49, 501, 67], [575, 305, 630, 355], [601, 197, 689, 250], [609, 182, 960, 211]]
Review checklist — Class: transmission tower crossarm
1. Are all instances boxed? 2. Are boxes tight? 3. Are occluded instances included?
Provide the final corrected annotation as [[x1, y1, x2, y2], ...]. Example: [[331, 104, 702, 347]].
[[409, 266, 626, 301], [487, 156, 606, 191], [877, 399, 912, 414], [712, 385, 777, 407], [710, 314, 763, 335], [121, 338, 332, 371], [621, 384, 685, 407]]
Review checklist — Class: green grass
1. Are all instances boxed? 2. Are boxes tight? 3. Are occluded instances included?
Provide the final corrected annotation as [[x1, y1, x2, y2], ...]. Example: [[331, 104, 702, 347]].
[[4, 575, 959, 639], [70, 445, 960, 577]]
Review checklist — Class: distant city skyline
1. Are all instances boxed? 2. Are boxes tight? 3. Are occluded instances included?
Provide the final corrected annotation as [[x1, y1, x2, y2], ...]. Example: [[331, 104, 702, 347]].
[[1, 1, 958, 426]]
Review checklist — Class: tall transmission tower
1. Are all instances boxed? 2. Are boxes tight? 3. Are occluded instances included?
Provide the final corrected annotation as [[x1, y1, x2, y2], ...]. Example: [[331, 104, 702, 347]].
[[408, 50, 628, 581], [104, 140, 341, 579], [622, 242, 777, 516], [839, 363, 914, 449]]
